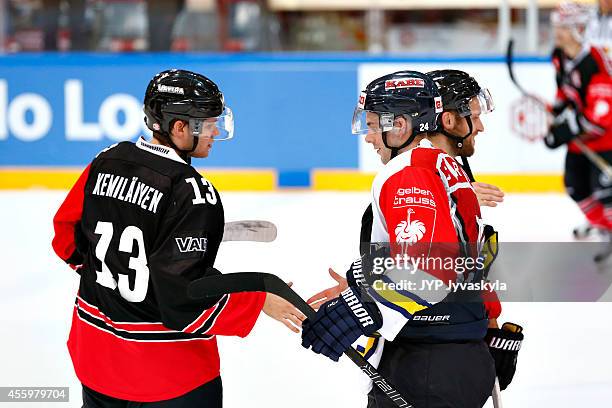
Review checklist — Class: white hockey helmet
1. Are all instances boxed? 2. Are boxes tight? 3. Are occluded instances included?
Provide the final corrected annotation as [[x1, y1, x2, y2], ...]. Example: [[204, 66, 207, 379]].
[[550, 1, 593, 42]]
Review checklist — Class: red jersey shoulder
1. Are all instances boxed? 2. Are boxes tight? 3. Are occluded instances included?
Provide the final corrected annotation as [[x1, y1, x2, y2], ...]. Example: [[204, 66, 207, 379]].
[[590, 46, 612, 77], [409, 145, 472, 190]]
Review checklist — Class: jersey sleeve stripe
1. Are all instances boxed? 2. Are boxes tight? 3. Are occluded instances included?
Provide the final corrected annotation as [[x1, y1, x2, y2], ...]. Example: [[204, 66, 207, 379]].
[[183, 294, 229, 334], [75, 306, 214, 342], [76, 296, 173, 333], [561, 84, 585, 111], [579, 115, 607, 137]]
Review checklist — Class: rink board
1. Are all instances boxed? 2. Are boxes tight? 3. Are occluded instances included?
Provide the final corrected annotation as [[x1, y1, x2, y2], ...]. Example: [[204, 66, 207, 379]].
[[0, 53, 568, 192]]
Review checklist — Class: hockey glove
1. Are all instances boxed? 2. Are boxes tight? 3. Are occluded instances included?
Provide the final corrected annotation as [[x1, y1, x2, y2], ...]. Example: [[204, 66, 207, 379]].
[[545, 108, 581, 149], [485, 322, 524, 390], [301, 286, 382, 362], [551, 100, 570, 117], [346, 258, 366, 287]]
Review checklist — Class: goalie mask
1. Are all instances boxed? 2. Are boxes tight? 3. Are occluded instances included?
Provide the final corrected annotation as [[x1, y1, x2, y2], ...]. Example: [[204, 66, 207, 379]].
[[352, 71, 443, 159], [144, 69, 234, 159], [427, 69, 494, 148]]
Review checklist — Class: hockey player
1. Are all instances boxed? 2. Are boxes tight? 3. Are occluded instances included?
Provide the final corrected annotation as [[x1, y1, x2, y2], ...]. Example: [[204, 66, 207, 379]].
[[586, 0, 612, 57], [426, 69, 524, 397], [52, 69, 304, 407], [545, 2, 612, 259], [302, 70, 522, 408]]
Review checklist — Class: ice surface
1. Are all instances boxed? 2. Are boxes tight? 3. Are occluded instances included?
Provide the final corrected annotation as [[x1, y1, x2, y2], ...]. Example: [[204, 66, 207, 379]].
[[0, 191, 610, 407]]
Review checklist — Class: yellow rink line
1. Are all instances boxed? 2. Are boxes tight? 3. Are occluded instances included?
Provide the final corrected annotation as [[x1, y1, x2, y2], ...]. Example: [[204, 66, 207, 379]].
[[0, 168, 564, 193], [311, 170, 565, 193], [0, 168, 277, 191]]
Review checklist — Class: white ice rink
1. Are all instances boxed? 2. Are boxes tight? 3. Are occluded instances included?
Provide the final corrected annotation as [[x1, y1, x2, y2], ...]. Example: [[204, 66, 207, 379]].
[[1, 190, 611, 407]]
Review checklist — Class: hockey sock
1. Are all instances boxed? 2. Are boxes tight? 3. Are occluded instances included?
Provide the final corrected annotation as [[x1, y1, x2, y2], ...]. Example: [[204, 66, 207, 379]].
[[578, 197, 608, 230]]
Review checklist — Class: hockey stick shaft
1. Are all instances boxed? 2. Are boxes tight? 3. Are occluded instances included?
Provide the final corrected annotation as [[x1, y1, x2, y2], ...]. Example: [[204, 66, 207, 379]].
[[573, 139, 612, 180], [505, 39, 612, 179], [492, 377, 504, 408], [222, 220, 277, 242], [460, 156, 476, 183], [188, 271, 414, 408]]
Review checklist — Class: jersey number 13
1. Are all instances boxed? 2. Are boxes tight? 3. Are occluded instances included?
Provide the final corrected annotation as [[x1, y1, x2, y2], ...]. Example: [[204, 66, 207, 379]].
[[94, 221, 149, 302]]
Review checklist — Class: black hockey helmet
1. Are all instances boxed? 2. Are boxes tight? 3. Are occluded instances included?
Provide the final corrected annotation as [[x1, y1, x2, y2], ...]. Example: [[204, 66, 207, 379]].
[[143, 69, 234, 156], [426, 69, 494, 147], [352, 70, 443, 158]]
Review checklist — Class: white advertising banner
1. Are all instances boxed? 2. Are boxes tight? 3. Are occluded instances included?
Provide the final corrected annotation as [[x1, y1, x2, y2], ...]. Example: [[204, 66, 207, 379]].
[[357, 62, 567, 174]]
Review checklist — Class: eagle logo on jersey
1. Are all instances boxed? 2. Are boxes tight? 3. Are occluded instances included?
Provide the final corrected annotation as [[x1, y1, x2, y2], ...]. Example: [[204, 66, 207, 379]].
[[395, 209, 426, 246]]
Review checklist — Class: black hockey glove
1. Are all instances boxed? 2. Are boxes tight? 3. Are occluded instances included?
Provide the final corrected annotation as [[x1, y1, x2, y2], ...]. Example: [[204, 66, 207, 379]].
[[551, 100, 570, 117], [485, 322, 524, 390], [301, 286, 382, 362], [346, 258, 366, 287], [545, 108, 581, 149], [348, 243, 391, 288]]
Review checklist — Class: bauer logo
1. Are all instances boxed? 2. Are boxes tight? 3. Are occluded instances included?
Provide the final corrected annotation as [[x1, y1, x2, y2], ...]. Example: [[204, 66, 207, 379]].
[[412, 315, 450, 322], [385, 78, 424, 90], [173, 233, 208, 259]]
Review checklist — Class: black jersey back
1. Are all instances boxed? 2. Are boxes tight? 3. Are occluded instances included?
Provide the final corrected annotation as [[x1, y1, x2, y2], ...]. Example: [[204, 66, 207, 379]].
[[78, 138, 224, 332]]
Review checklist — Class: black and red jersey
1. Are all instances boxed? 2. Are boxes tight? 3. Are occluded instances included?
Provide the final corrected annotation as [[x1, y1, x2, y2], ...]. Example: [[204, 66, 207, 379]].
[[552, 45, 612, 152], [52, 137, 265, 402]]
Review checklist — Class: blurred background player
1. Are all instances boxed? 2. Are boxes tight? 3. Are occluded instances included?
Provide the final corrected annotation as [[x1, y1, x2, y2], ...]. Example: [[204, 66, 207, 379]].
[[302, 70, 522, 408], [546, 1, 612, 262], [586, 0, 612, 57], [52, 69, 304, 407]]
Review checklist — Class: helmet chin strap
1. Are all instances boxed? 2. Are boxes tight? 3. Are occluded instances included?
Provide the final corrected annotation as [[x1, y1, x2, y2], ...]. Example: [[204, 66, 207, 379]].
[[382, 131, 418, 160], [441, 116, 473, 149]]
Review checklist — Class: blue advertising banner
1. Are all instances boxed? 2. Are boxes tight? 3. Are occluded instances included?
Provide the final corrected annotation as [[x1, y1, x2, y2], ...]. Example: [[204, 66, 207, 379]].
[[0, 53, 551, 189], [0, 53, 361, 171]]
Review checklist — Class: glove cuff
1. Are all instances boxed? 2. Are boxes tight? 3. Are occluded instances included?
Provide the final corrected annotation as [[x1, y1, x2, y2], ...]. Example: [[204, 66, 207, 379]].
[[339, 286, 382, 336], [346, 259, 365, 287]]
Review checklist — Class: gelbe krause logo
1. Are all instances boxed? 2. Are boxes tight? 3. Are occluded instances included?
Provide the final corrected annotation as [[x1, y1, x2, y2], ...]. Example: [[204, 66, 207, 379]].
[[0, 79, 149, 142], [385, 78, 424, 90]]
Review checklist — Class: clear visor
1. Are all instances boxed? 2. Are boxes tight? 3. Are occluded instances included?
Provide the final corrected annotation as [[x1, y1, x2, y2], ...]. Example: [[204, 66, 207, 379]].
[[189, 106, 234, 141], [476, 88, 495, 115], [460, 88, 494, 117], [352, 108, 406, 135]]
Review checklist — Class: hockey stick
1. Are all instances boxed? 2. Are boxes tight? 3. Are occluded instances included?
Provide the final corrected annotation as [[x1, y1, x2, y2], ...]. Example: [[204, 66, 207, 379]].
[[492, 377, 504, 408], [188, 271, 414, 408], [222, 220, 277, 242], [460, 156, 475, 182], [505, 39, 612, 180]]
